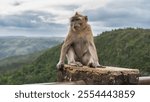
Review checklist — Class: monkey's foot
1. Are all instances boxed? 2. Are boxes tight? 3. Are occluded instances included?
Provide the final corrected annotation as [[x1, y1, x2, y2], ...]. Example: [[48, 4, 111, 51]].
[[88, 63, 105, 68], [69, 62, 83, 67], [97, 65, 106, 68], [76, 62, 83, 67], [88, 63, 96, 68]]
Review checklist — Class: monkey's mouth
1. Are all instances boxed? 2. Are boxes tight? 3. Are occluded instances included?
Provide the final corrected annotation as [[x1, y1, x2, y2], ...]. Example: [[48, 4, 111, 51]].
[[74, 26, 80, 29], [72, 25, 81, 31]]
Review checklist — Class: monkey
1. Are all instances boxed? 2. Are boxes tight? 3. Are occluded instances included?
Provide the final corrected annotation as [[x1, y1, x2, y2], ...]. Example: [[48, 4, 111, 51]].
[[57, 12, 102, 70]]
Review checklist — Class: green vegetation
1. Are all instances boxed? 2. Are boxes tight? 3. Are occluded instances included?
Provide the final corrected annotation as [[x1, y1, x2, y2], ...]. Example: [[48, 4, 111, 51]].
[[0, 28, 149, 84], [0, 50, 44, 73], [0, 36, 63, 60], [0, 45, 61, 84], [95, 28, 150, 75]]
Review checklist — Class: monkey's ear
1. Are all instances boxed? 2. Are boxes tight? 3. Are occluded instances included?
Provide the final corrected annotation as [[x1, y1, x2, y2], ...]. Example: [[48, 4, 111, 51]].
[[85, 16, 88, 21], [75, 12, 79, 15]]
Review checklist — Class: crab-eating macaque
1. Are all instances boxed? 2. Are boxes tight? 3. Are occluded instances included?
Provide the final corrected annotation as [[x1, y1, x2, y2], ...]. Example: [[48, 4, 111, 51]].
[[57, 12, 102, 70]]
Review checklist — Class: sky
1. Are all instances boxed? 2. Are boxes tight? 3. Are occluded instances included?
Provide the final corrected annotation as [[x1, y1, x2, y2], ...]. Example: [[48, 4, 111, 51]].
[[0, 0, 149, 37]]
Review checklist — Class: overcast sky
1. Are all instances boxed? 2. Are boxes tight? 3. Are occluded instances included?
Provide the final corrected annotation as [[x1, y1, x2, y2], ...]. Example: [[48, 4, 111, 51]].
[[0, 0, 149, 37]]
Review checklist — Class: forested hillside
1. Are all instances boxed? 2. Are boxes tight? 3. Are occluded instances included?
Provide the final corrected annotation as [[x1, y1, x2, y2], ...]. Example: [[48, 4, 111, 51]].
[[0, 28, 149, 84], [0, 50, 44, 73], [0, 36, 63, 60], [95, 28, 150, 75]]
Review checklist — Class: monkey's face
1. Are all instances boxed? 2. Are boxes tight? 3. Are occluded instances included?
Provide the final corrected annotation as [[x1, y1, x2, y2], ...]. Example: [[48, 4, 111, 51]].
[[70, 12, 88, 31]]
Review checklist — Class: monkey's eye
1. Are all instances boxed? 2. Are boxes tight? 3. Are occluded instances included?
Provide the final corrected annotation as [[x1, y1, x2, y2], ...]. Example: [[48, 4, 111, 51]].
[[71, 19, 74, 22], [79, 23, 82, 25], [76, 19, 81, 21]]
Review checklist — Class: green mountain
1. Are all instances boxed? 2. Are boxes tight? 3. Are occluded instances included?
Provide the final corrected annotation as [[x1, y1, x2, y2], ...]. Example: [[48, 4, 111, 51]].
[[0, 50, 44, 73], [95, 28, 150, 75], [0, 28, 149, 84], [0, 36, 63, 60]]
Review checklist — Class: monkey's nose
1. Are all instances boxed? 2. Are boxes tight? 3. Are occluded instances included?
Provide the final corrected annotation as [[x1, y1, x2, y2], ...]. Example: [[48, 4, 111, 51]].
[[74, 24, 80, 28]]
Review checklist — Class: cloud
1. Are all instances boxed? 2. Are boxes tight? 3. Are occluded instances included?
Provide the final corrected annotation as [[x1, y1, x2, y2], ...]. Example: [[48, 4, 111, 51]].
[[85, 0, 150, 28], [0, 0, 149, 37], [0, 11, 67, 36], [0, 0, 107, 15], [11, 1, 23, 6], [0, 0, 108, 36]]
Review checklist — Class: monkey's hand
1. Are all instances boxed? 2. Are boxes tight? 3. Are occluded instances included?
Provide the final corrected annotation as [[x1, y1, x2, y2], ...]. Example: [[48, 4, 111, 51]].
[[56, 61, 64, 70]]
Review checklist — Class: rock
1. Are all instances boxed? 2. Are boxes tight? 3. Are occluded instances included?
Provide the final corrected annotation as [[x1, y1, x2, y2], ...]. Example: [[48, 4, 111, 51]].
[[57, 65, 139, 85]]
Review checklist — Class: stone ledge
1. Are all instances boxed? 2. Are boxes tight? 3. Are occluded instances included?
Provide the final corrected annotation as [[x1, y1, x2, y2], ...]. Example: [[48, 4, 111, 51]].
[[57, 65, 139, 85]]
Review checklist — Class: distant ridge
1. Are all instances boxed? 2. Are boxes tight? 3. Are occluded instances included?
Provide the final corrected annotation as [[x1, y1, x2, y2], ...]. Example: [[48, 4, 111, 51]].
[[0, 36, 64, 60]]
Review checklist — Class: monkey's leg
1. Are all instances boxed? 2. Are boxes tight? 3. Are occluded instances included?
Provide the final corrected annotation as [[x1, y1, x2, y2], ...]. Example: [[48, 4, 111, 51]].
[[88, 58, 105, 68], [81, 52, 91, 66], [82, 52, 104, 68], [66, 47, 83, 67]]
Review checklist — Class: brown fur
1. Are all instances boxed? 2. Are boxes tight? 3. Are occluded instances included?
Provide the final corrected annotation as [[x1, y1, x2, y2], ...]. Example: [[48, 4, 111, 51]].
[[57, 12, 101, 70]]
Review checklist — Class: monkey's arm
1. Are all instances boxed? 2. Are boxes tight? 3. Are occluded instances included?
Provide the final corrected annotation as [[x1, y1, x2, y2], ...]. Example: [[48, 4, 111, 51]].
[[57, 35, 73, 70], [86, 25, 100, 66], [89, 40, 99, 62], [89, 41, 105, 68], [59, 34, 73, 63]]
